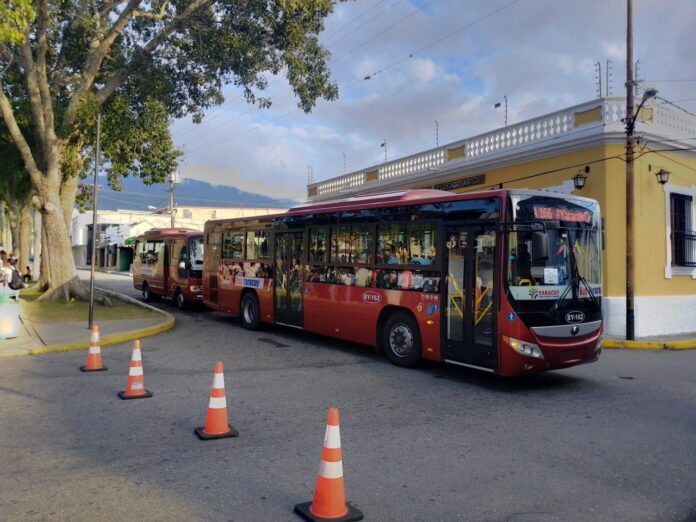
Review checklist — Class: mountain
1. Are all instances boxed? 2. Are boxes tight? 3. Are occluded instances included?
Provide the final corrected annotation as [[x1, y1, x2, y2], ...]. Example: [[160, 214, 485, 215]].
[[95, 176, 298, 210]]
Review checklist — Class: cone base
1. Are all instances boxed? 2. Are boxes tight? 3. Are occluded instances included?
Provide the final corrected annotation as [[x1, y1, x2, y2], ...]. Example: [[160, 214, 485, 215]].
[[294, 502, 364, 522], [195, 425, 239, 440], [118, 390, 153, 400], [80, 366, 107, 372]]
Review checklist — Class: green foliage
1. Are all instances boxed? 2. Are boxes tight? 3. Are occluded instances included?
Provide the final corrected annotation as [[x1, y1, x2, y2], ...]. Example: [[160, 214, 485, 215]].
[[101, 97, 181, 190], [0, 0, 35, 44], [0, 114, 32, 208], [2, 0, 343, 210]]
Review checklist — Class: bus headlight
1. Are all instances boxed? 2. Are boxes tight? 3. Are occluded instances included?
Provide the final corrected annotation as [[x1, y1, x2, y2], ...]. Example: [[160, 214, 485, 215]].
[[189, 285, 202, 293], [504, 336, 544, 359]]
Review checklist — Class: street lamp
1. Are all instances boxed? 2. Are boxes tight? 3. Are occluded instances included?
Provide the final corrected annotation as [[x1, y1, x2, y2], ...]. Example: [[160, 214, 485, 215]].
[[655, 168, 670, 185], [625, 88, 658, 135], [573, 166, 590, 190]]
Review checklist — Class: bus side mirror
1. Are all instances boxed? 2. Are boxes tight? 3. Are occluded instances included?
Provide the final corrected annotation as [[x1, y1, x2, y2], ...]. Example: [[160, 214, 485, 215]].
[[532, 231, 549, 261]]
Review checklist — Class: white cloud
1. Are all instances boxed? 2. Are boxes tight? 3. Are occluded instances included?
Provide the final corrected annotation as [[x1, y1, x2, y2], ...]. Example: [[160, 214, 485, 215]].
[[174, 0, 696, 201]]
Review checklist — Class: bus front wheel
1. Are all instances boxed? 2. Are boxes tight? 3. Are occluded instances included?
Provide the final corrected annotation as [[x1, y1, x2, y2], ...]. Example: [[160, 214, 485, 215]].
[[382, 311, 422, 368], [240, 292, 261, 330]]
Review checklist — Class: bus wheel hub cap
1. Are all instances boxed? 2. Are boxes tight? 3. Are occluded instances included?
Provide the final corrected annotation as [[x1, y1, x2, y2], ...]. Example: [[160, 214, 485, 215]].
[[390, 325, 413, 356]]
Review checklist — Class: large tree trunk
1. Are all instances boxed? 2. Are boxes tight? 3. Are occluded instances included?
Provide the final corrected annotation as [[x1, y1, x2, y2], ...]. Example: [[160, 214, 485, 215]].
[[35, 177, 109, 304], [7, 204, 21, 256]]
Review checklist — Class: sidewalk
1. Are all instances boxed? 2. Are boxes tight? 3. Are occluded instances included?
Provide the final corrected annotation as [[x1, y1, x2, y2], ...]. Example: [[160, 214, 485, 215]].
[[604, 333, 696, 350], [0, 287, 174, 358]]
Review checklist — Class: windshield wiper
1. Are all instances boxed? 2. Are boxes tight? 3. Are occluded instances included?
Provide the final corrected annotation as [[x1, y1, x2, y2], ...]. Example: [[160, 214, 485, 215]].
[[546, 230, 600, 317]]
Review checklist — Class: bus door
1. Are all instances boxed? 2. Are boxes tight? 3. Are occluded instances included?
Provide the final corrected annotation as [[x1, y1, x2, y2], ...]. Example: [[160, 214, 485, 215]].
[[443, 225, 497, 371], [163, 240, 172, 297], [274, 231, 304, 327]]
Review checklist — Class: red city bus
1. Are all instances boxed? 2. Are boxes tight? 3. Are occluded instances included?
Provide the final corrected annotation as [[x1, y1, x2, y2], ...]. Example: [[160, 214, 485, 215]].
[[133, 228, 204, 309], [202, 189, 603, 376]]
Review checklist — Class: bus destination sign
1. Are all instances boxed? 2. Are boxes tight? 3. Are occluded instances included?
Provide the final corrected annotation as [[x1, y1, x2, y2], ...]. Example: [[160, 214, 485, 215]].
[[533, 206, 592, 223]]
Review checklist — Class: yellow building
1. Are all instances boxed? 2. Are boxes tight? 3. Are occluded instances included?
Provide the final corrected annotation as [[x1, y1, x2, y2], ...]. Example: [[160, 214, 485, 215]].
[[307, 96, 696, 338]]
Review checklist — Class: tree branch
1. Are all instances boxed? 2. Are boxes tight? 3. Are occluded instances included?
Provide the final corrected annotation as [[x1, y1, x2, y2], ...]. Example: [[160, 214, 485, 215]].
[[133, 0, 170, 20], [0, 85, 43, 187], [36, 0, 56, 140], [98, 0, 128, 18], [95, 0, 213, 106], [61, 0, 142, 134], [17, 38, 47, 151]]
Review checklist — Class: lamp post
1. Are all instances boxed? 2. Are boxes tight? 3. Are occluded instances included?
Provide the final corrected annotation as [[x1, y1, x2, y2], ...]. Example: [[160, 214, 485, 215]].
[[624, 0, 658, 340], [494, 96, 508, 127], [88, 113, 101, 330]]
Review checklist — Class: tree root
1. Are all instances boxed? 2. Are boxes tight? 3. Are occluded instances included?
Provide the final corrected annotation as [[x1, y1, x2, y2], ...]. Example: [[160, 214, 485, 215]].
[[36, 276, 112, 305]]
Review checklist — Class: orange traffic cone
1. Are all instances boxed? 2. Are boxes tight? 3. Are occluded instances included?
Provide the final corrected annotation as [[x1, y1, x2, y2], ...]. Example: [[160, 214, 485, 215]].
[[294, 408, 363, 522], [80, 325, 107, 372], [117, 340, 153, 399], [195, 361, 238, 440]]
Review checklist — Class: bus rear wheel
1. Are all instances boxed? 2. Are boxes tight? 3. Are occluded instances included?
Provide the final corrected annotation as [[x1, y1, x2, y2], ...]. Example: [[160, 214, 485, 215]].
[[175, 289, 186, 310], [142, 282, 152, 302], [382, 311, 422, 368], [240, 292, 261, 330]]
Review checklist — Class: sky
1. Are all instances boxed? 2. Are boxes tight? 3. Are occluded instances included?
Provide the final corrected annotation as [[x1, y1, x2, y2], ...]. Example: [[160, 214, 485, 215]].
[[171, 0, 696, 202]]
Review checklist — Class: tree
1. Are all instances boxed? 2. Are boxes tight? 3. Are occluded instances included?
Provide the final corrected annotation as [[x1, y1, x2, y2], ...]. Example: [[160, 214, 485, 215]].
[[0, 1, 341, 301], [0, 0, 35, 45], [0, 114, 33, 270]]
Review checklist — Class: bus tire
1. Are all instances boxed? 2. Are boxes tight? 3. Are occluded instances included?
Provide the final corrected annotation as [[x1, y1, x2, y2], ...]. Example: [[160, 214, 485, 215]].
[[175, 288, 186, 310], [382, 311, 422, 368], [142, 282, 152, 302], [240, 292, 261, 330]]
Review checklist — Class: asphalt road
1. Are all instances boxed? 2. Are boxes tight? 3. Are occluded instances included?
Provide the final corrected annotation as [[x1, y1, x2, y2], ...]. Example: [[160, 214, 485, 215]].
[[0, 271, 694, 522]]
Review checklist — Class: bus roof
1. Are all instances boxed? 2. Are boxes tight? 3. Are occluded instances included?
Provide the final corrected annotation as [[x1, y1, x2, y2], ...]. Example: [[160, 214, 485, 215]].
[[136, 227, 202, 240], [204, 187, 599, 226]]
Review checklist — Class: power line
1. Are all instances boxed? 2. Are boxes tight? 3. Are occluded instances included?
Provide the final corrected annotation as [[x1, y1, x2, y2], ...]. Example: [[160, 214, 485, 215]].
[[185, 0, 525, 154], [644, 79, 696, 83]]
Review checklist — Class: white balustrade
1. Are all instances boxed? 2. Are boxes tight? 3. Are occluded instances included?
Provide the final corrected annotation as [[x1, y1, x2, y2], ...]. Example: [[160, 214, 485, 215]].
[[308, 97, 696, 200]]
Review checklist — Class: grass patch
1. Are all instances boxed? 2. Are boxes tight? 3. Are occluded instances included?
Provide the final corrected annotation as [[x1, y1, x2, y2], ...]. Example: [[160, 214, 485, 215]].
[[20, 286, 161, 324]]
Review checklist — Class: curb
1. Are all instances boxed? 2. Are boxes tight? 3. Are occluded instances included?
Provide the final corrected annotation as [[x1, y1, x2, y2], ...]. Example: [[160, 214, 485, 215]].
[[27, 286, 175, 356], [603, 339, 696, 350]]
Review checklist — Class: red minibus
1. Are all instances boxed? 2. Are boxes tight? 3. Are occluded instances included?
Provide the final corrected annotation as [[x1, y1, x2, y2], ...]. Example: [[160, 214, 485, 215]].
[[133, 228, 204, 309], [202, 189, 603, 376]]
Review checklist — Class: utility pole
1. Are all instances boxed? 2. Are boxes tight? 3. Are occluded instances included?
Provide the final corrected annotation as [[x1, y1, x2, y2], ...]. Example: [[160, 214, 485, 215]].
[[625, 0, 635, 340], [595, 61, 602, 98], [88, 113, 101, 330], [168, 171, 177, 228], [381, 139, 387, 162]]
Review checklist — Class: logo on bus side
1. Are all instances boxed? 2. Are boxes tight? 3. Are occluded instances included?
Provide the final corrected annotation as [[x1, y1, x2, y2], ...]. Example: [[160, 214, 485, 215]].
[[234, 276, 263, 289], [362, 291, 382, 304], [565, 311, 585, 324]]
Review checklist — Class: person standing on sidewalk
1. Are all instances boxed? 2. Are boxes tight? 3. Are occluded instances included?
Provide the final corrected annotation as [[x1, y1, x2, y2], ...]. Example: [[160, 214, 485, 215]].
[[0, 250, 10, 286]]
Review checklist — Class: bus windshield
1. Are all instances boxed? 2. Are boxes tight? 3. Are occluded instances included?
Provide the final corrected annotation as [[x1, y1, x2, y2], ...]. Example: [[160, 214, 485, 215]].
[[506, 194, 601, 310], [189, 237, 204, 275]]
